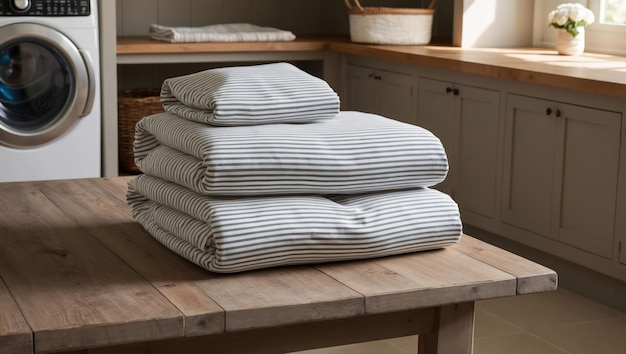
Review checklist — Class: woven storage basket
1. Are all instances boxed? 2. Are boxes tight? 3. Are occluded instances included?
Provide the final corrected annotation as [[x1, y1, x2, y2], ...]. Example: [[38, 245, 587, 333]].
[[117, 88, 163, 174], [344, 0, 435, 45]]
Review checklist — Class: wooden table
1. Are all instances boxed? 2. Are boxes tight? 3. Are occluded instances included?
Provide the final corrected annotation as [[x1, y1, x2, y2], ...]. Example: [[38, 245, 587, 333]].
[[0, 177, 557, 354]]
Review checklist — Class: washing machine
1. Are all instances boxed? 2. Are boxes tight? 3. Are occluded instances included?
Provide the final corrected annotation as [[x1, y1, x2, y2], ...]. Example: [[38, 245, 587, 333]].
[[0, 0, 100, 182]]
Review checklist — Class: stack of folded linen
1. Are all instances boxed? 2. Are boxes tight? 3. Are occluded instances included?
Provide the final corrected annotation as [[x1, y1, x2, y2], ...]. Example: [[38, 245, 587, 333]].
[[149, 23, 296, 43], [127, 62, 463, 273]]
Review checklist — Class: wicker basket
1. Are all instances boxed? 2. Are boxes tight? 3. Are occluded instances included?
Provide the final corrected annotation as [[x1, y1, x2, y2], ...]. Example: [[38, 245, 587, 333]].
[[117, 88, 163, 174], [344, 0, 435, 45]]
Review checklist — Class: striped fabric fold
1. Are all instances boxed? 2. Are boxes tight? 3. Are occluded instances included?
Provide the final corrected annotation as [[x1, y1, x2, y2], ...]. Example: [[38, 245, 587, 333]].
[[160, 62, 340, 126], [149, 23, 296, 43], [127, 174, 463, 273], [133, 111, 449, 196]]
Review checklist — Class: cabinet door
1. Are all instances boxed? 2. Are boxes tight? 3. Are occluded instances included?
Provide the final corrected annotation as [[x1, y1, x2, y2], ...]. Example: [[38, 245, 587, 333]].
[[454, 85, 500, 219], [346, 65, 380, 115], [346, 65, 415, 125], [555, 105, 620, 259], [501, 94, 558, 237], [378, 70, 415, 125], [417, 78, 455, 194]]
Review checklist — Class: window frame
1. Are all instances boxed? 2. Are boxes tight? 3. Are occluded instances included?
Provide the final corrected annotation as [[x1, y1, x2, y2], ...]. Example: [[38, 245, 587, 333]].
[[534, 0, 626, 55]]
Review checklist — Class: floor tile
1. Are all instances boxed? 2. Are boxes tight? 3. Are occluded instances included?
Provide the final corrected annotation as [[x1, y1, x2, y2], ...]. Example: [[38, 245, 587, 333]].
[[477, 288, 624, 330], [531, 317, 626, 354], [474, 332, 568, 354], [290, 287, 626, 353], [291, 338, 406, 354], [385, 335, 417, 353], [474, 308, 525, 339]]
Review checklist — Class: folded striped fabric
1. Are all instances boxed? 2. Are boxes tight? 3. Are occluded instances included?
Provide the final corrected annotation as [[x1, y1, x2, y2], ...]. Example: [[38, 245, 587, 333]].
[[134, 111, 449, 196], [150, 23, 296, 43], [160, 62, 340, 126], [127, 174, 463, 273]]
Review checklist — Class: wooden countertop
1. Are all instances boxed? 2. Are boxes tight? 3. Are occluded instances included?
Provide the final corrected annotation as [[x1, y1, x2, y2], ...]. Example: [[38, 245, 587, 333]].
[[0, 177, 557, 353], [117, 36, 626, 99]]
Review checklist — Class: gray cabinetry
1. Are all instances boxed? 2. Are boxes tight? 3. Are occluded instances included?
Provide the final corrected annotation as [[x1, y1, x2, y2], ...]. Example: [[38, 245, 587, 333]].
[[346, 65, 416, 125], [417, 78, 500, 223], [502, 94, 621, 259]]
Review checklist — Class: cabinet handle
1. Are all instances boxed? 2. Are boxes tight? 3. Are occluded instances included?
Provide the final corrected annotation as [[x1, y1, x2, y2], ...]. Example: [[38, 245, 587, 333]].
[[446, 87, 459, 95], [546, 107, 553, 116], [556, 109, 561, 117], [368, 73, 381, 80]]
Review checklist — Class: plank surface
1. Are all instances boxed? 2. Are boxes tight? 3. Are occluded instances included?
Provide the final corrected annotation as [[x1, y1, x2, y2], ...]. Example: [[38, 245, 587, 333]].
[[31, 178, 363, 334], [0, 182, 183, 353], [329, 42, 626, 99], [195, 266, 364, 331], [0, 276, 32, 354], [0, 177, 559, 353], [317, 247, 517, 314], [32, 178, 225, 337], [117, 36, 331, 54], [452, 235, 558, 294]]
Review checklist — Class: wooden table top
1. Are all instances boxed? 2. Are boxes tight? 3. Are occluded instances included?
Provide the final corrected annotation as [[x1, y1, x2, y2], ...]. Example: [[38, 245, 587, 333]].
[[0, 177, 557, 353], [117, 36, 626, 99]]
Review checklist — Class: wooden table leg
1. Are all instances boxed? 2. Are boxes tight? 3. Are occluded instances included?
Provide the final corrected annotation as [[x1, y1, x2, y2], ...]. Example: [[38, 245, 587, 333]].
[[418, 302, 475, 354]]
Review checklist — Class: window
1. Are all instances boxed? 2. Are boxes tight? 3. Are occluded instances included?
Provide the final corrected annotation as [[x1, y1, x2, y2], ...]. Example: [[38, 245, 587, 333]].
[[598, 0, 626, 25], [586, 0, 626, 54], [534, 0, 626, 55]]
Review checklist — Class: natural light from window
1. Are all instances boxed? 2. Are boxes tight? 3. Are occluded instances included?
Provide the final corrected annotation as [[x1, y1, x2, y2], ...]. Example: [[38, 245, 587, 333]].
[[601, 0, 626, 24], [536, 0, 626, 55]]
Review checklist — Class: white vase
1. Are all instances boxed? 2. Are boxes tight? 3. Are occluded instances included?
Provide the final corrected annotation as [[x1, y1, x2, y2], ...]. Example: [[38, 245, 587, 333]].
[[556, 27, 585, 56]]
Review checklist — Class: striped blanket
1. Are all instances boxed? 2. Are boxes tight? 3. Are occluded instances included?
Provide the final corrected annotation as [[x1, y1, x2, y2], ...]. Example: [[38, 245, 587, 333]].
[[150, 23, 296, 43], [128, 174, 463, 273], [160, 62, 340, 126], [133, 111, 449, 196]]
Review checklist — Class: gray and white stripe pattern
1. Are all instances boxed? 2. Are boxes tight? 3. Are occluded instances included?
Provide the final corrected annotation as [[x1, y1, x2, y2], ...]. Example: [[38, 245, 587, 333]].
[[133, 111, 449, 196], [128, 174, 462, 273], [149, 23, 296, 43], [160, 62, 340, 126]]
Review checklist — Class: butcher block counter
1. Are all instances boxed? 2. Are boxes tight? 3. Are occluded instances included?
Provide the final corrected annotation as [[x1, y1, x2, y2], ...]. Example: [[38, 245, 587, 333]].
[[0, 177, 557, 354], [117, 36, 626, 99]]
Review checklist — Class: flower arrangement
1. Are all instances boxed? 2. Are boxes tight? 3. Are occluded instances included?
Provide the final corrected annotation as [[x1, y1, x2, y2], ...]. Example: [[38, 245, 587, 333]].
[[548, 3, 595, 37]]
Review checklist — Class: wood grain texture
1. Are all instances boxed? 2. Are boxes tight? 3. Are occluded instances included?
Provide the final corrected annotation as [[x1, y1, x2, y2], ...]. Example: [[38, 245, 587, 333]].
[[452, 235, 558, 294], [116, 36, 330, 54], [0, 177, 559, 353], [0, 277, 32, 354], [194, 266, 364, 331], [116, 37, 626, 99], [418, 302, 475, 354], [328, 42, 626, 99], [0, 182, 183, 353], [317, 247, 517, 314], [32, 178, 225, 337], [72, 308, 437, 354]]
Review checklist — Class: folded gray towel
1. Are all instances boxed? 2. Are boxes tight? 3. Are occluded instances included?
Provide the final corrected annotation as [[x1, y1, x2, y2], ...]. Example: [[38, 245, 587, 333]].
[[150, 23, 296, 43]]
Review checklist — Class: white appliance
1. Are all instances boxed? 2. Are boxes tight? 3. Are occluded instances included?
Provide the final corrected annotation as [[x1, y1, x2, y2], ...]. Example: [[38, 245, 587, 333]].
[[0, 0, 101, 182]]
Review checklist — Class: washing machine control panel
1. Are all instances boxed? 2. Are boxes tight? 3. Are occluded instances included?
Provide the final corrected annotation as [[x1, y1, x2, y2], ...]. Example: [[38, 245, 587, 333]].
[[0, 0, 90, 16]]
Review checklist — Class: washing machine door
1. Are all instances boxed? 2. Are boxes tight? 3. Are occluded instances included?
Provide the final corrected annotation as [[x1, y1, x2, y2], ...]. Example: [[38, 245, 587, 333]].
[[0, 23, 95, 148]]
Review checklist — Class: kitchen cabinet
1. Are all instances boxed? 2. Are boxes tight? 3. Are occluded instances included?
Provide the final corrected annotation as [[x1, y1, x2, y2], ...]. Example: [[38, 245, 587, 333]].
[[345, 65, 416, 125], [502, 94, 621, 259], [417, 78, 500, 223]]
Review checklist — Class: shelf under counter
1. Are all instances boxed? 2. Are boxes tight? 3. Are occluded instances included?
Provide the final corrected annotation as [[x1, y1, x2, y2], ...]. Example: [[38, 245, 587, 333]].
[[116, 36, 343, 64]]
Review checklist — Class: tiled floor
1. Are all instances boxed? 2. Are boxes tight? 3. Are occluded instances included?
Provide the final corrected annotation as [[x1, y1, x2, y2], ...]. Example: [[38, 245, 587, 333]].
[[291, 287, 626, 354]]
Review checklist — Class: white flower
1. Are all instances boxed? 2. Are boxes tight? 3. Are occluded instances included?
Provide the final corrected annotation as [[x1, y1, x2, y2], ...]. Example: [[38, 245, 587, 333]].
[[568, 7, 584, 22], [548, 3, 595, 37], [549, 10, 569, 26]]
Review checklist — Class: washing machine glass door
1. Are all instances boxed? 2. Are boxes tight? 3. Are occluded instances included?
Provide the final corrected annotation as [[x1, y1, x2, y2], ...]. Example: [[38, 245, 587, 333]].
[[0, 23, 93, 148]]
